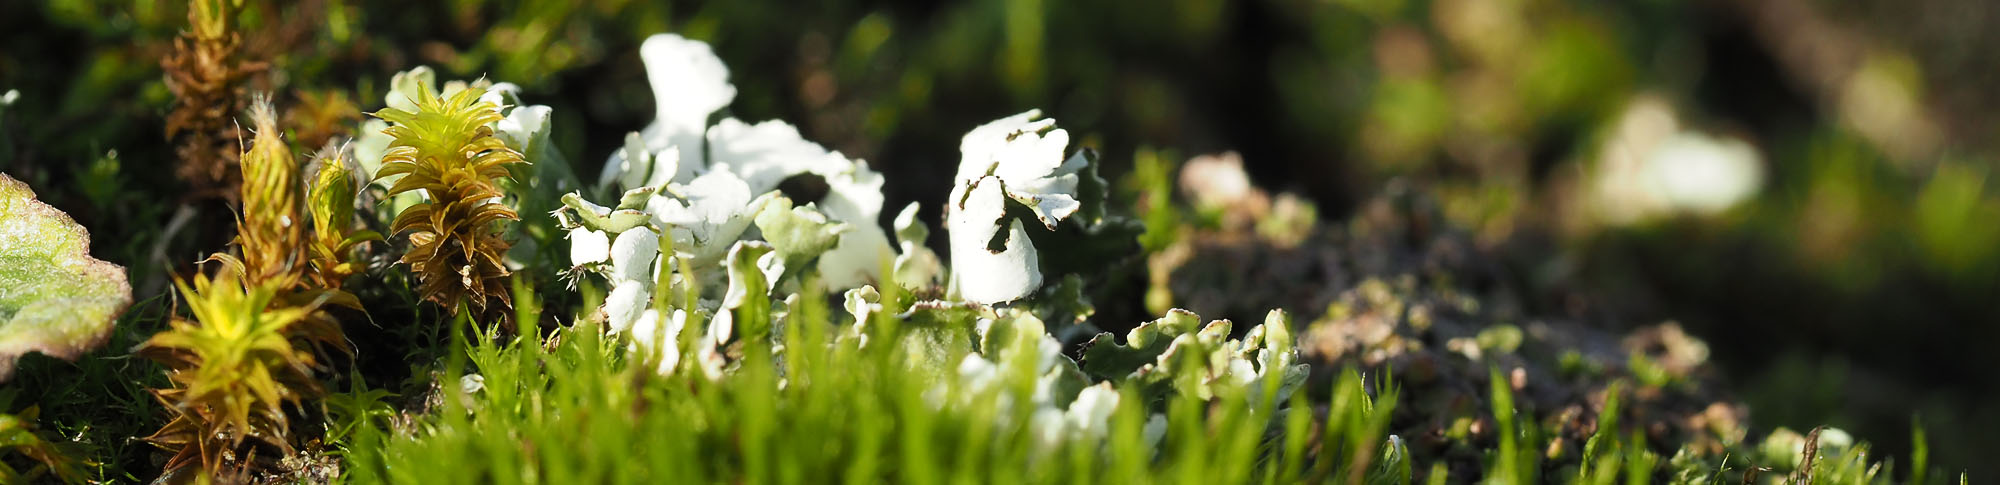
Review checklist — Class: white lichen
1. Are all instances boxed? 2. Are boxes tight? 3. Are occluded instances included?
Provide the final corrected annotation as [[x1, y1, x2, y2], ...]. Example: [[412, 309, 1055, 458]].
[[945, 110, 1092, 304]]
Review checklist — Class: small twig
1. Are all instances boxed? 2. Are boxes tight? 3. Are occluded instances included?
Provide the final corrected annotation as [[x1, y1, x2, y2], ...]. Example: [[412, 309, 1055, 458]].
[[1791, 425, 1826, 485]]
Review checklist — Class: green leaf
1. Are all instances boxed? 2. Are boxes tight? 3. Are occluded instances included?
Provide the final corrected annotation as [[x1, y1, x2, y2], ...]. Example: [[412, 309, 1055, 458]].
[[0, 174, 130, 381], [1038, 358, 1092, 409], [307, 152, 361, 237], [1017, 274, 1095, 335], [340, 230, 385, 251], [1069, 148, 1111, 226], [894, 202, 930, 245], [1261, 309, 1295, 359], [616, 186, 658, 211], [723, 241, 778, 345], [1079, 308, 1200, 380], [1156, 333, 1215, 398], [843, 285, 883, 331], [1161, 319, 1232, 399], [1080, 308, 1307, 402], [890, 301, 982, 373], [1251, 310, 1309, 406], [561, 192, 649, 233], [1364, 435, 1413, 485], [1014, 147, 1144, 286], [752, 196, 845, 283], [975, 309, 1042, 357], [890, 203, 943, 289]]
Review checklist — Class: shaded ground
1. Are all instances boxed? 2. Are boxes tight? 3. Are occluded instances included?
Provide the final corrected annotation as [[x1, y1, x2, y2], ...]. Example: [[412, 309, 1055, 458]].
[[1147, 171, 1798, 479]]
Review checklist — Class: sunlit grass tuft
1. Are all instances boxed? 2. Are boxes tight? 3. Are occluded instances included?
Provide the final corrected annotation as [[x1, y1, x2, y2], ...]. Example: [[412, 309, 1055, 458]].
[[343, 294, 1413, 484]]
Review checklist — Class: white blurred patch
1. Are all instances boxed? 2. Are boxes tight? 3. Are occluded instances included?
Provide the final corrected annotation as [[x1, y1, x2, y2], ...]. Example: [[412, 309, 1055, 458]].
[[1641, 133, 1763, 216], [1592, 96, 1765, 225]]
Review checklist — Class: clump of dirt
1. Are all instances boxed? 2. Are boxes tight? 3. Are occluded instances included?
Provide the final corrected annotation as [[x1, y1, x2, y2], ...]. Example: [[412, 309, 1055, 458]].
[[251, 443, 341, 484], [1152, 160, 1752, 475]]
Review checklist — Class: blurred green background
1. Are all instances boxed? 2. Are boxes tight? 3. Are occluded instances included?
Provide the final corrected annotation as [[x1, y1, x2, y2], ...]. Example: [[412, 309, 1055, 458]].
[[3, 0, 1998, 477]]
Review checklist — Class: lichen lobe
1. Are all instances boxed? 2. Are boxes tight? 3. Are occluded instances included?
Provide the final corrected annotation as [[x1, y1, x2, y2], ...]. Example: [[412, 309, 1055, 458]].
[[0, 173, 132, 380]]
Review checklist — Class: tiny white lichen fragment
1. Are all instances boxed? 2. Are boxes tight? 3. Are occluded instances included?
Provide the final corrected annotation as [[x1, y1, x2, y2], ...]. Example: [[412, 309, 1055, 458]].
[[568, 227, 610, 266], [608, 228, 660, 284], [1031, 407, 1067, 448], [957, 354, 1001, 394], [891, 203, 944, 288], [1143, 414, 1168, 448], [602, 279, 649, 334], [630, 308, 688, 376], [1065, 384, 1120, 439], [494, 104, 551, 154]]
